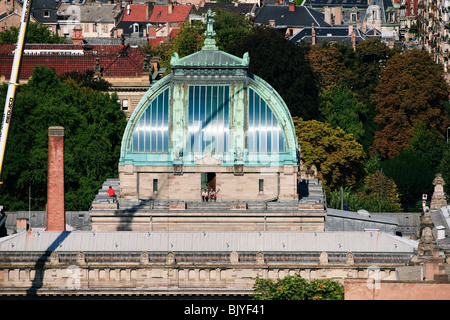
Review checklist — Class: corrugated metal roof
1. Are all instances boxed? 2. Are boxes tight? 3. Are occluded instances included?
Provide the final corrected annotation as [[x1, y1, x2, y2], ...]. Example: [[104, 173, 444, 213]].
[[0, 230, 417, 253]]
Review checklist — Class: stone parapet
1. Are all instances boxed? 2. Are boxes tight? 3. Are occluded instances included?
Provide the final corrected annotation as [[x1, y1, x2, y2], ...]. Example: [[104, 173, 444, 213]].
[[0, 256, 401, 297], [89, 208, 327, 232]]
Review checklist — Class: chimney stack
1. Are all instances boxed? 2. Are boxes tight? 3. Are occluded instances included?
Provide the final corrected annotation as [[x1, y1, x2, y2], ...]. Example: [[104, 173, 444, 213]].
[[46, 126, 65, 231], [351, 28, 356, 51], [289, 1, 295, 11], [311, 23, 316, 45]]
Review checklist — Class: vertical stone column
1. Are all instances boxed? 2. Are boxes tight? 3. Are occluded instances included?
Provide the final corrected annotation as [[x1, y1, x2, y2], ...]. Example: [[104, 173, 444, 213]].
[[46, 126, 65, 231]]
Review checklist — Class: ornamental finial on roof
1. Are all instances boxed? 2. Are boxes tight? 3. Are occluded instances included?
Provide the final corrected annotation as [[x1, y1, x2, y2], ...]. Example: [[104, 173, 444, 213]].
[[203, 9, 218, 50]]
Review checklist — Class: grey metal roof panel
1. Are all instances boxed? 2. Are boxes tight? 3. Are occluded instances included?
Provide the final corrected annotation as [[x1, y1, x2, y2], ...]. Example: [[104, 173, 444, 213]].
[[0, 230, 417, 253], [326, 208, 398, 224]]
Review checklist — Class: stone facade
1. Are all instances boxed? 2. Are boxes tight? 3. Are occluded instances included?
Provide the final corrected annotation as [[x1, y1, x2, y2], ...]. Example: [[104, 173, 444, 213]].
[[118, 164, 298, 200], [0, 251, 401, 297], [345, 278, 450, 299]]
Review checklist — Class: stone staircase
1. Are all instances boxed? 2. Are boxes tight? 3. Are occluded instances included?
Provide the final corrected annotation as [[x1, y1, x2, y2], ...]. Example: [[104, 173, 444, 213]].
[[298, 179, 326, 210], [89, 178, 328, 231], [90, 178, 327, 213], [90, 178, 120, 209]]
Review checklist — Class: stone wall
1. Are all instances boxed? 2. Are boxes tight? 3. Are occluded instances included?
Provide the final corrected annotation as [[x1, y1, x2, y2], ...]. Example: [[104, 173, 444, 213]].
[[345, 278, 450, 300], [138, 172, 200, 199], [0, 252, 399, 297], [118, 164, 298, 200]]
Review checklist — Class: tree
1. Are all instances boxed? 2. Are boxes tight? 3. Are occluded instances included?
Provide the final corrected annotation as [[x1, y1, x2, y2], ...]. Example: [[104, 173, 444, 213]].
[[359, 170, 402, 212], [327, 187, 362, 212], [332, 39, 400, 151], [228, 26, 320, 120], [409, 122, 446, 173], [382, 148, 434, 208], [171, 20, 205, 58], [0, 66, 126, 211], [293, 117, 366, 190], [210, 8, 253, 52], [372, 49, 450, 159], [251, 274, 344, 300], [327, 170, 402, 213], [319, 85, 367, 141], [0, 22, 66, 44], [307, 44, 345, 88], [60, 70, 111, 92], [337, 38, 400, 105]]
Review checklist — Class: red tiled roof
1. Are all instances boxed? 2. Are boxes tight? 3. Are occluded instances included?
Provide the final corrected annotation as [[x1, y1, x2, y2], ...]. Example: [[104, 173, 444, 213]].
[[0, 44, 148, 79], [148, 36, 167, 46], [121, 4, 192, 23]]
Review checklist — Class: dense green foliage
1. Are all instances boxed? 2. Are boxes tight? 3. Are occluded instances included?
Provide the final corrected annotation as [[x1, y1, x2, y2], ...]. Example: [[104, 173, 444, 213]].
[[0, 22, 66, 44], [251, 275, 344, 300], [0, 66, 126, 211], [305, 41, 450, 211], [319, 85, 367, 142], [228, 26, 320, 120], [382, 149, 434, 207], [293, 117, 366, 191]]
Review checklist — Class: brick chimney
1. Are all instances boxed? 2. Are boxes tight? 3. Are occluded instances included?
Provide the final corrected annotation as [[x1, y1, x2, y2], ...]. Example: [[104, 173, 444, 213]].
[[351, 28, 356, 51], [72, 25, 84, 45], [289, 1, 295, 11], [311, 23, 316, 45], [46, 126, 65, 231]]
